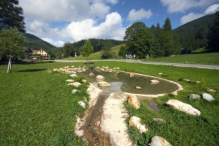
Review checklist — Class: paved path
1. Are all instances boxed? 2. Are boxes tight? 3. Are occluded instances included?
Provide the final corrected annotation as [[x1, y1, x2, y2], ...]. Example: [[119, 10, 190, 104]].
[[54, 59, 219, 70]]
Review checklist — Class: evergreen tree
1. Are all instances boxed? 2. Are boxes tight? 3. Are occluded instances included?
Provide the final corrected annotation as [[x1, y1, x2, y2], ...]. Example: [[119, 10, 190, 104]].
[[119, 45, 127, 58], [163, 18, 172, 31], [207, 11, 219, 52], [0, 0, 25, 32], [101, 44, 112, 59]]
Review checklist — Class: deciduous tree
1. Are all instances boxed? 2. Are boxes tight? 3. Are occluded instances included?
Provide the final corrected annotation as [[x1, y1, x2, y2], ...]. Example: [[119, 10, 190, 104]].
[[81, 40, 94, 61], [0, 28, 26, 73]]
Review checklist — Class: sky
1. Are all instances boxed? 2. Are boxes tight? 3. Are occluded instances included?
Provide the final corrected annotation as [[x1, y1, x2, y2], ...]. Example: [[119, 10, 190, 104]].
[[19, 0, 219, 47]]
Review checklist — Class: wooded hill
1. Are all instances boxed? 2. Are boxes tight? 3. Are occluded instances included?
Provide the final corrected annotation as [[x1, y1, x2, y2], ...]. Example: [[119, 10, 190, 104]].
[[173, 13, 216, 53], [22, 33, 56, 51]]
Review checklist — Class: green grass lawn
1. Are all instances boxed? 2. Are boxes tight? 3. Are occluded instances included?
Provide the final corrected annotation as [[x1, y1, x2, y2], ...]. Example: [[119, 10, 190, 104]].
[[0, 61, 219, 145], [144, 52, 219, 65]]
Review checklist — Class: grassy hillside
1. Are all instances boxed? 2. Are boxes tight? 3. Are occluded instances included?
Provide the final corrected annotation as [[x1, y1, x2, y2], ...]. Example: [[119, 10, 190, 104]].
[[23, 33, 56, 51], [144, 53, 219, 65], [64, 44, 125, 60]]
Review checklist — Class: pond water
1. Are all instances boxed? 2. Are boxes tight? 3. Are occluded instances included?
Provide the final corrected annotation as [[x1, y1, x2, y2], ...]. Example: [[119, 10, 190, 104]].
[[77, 70, 179, 95]]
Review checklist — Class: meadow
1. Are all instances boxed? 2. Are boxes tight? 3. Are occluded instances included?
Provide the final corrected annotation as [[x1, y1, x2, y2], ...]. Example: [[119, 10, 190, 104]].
[[0, 61, 219, 145]]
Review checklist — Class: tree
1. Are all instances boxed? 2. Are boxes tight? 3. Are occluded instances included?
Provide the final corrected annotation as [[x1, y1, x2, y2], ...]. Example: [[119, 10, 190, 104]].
[[124, 22, 153, 59], [163, 18, 172, 31], [0, 0, 25, 32], [81, 40, 94, 61], [207, 11, 219, 52], [0, 28, 27, 73], [119, 45, 127, 58], [101, 44, 112, 59], [63, 42, 74, 57], [55, 52, 62, 59]]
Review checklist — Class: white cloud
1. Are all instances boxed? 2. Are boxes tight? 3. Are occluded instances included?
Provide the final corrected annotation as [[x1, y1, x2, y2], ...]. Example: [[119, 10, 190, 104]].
[[161, 0, 219, 13], [42, 38, 65, 47], [205, 4, 219, 14], [180, 13, 204, 24], [20, 0, 111, 22], [26, 12, 126, 43], [127, 9, 152, 22], [180, 3, 219, 25]]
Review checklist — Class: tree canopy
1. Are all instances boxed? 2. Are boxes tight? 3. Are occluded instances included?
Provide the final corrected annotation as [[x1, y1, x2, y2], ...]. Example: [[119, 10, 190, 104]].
[[63, 42, 74, 57], [124, 22, 153, 59], [207, 11, 219, 52], [81, 40, 94, 59], [0, 0, 25, 32]]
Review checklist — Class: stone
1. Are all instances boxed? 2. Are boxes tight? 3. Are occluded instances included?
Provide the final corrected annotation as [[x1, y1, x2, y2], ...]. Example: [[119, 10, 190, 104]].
[[153, 118, 165, 123], [136, 86, 141, 90], [72, 89, 78, 94], [89, 73, 94, 76], [96, 75, 105, 81], [130, 73, 134, 77], [70, 74, 77, 77], [64, 66, 69, 69], [202, 93, 215, 101], [78, 101, 86, 108], [98, 81, 111, 87], [128, 94, 140, 109], [82, 79, 87, 83], [68, 82, 81, 88], [82, 68, 86, 72], [53, 69, 58, 72], [150, 79, 159, 84], [166, 99, 201, 116], [150, 136, 172, 146], [159, 72, 163, 75], [207, 88, 216, 92], [66, 79, 74, 82], [109, 69, 113, 72], [189, 94, 201, 100], [196, 81, 201, 83], [129, 116, 148, 133], [184, 79, 190, 82], [77, 69, 82, 72], [65, 70, 76, 74]]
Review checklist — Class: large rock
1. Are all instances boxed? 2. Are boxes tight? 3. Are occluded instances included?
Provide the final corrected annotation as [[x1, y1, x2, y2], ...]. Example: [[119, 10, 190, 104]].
[[150, 79, 159, 84], [68, 82, 81, 88], [189, 94, 201, 100], [66, 79, 74, 82], [202, 93, 215, 101], [96, 75, 105, 81], [129, 116, 148, 133], [70, 74, 77, 77], [128, 94, 140, 109], [78, 101, 86, 108], [89, 73, 94, 76], [150, 136, 172, 146], [98, 81, 111, 87], [166, 99, 201, 116], [130, 73, 134, 77], [207, 88, 216, 92]]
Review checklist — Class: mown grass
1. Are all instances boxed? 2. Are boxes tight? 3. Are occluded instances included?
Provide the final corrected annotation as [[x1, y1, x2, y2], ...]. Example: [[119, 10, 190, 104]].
[[64, 44, 125, 60], [144, 52, 219, 65], [1, 61, 219, 145]]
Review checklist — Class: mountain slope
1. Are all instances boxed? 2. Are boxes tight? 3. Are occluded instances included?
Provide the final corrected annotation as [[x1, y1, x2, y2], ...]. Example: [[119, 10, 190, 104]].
[[173, 13, 216, 52], [23, 33, 56, 51]]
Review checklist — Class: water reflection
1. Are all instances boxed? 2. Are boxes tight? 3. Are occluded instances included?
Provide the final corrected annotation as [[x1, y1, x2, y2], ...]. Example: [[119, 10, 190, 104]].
[[77, 70, 178, 95]]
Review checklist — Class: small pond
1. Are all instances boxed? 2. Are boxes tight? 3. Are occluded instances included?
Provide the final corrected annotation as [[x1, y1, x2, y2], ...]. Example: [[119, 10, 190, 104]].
[[77, 70, 179, 95]]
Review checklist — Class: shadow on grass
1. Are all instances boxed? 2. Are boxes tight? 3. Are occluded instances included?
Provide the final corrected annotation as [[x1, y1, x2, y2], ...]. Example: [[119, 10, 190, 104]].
[[16, 60, 54, 65], [18, 69, 47, 72]]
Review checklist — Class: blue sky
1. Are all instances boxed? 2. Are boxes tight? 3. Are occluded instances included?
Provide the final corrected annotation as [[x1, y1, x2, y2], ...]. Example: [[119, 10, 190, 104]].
[[19, 0, 219, 47]]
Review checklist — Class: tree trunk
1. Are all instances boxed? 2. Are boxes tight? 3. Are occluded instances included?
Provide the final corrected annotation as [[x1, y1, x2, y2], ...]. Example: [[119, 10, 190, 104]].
[[7, 54, 12, 73]]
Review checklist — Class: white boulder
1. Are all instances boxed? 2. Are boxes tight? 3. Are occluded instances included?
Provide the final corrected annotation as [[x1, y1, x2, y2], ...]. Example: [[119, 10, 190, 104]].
[[89, 73, 94, 76], [68, 82, 81, 88], [202, 93, 215, 101], [150, 136, 172, 146], [70, 74, 77, 77], [135, 86, 141, 90], [150, 79, 159, 84], [96, 75, 105, 81], [166, 99, 201, 116], [128, 94, 140, 109], [78, 101, 86, 108], [66, 79, 74, 82], [82, 79, 87, 83], [98, 81, 111, 87], [129, 116, 148, 133], [189, 94, 201, 100], [72, 89, 78, 94]]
